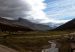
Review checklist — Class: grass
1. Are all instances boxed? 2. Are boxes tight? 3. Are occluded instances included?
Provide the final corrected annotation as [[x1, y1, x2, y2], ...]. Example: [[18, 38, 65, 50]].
[[3, 30, 71, 36], [0, 30, 74, 52]]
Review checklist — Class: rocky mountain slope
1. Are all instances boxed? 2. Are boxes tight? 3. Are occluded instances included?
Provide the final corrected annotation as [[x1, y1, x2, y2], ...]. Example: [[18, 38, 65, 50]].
[[0, 17, 50, 31], [54, 19, 75, 30]]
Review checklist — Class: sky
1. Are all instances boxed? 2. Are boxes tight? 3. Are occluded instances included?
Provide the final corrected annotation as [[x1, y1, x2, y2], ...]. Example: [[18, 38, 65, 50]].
[[44, 0, 75, 23], [0, 0, 74, 24]]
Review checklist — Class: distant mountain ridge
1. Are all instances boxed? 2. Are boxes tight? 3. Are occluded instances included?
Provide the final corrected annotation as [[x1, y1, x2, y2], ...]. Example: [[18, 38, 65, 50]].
[[0, 17, 50, 31], [15, 18, 50, 31], [0, 17, 32, 31], [54, 19, 75, 30]]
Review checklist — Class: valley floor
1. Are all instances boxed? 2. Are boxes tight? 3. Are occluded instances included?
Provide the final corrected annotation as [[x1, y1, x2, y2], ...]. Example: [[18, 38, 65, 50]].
[[0, 31, 74, 52]]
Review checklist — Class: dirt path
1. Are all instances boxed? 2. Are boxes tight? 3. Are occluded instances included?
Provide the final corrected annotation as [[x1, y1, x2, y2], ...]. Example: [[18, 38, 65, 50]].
[[0, 45, 18, 52]]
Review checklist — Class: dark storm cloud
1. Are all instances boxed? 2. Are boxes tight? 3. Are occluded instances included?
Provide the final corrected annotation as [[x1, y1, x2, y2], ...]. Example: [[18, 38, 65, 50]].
[[0, 0, 30, 19]]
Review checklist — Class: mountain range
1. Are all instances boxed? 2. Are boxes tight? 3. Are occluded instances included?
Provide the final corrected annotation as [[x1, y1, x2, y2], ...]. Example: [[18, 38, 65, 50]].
[[0, 17, 50, 31], [1, 17, 74, 31], [0, 17, 33, 31]]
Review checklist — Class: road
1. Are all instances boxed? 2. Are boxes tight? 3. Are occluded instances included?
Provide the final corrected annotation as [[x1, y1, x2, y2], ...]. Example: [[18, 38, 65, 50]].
[[0, 45, 18, 52]]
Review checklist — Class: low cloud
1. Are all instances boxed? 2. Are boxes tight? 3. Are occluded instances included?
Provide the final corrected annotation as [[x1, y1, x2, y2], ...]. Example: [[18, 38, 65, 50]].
[[0, 0, 50, 24]]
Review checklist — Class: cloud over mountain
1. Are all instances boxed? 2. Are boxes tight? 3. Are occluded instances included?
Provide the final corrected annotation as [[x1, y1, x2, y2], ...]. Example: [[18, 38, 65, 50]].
[[0, 0, 50, 24]]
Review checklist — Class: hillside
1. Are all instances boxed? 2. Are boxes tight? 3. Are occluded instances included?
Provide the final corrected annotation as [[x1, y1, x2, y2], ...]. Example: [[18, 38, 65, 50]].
[[0, 17, 50, 31], [54, 19, 75, 30], [0, 17, 33, 32], [14, 18, 50, 31]]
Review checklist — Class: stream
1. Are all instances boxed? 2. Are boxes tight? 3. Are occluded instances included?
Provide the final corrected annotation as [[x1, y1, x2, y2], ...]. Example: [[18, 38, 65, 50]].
[[42, 41, 59, 52]]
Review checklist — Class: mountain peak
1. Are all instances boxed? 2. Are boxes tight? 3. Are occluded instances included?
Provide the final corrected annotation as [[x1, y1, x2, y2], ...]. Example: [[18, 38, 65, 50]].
[[17, 18, 50, 31]]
